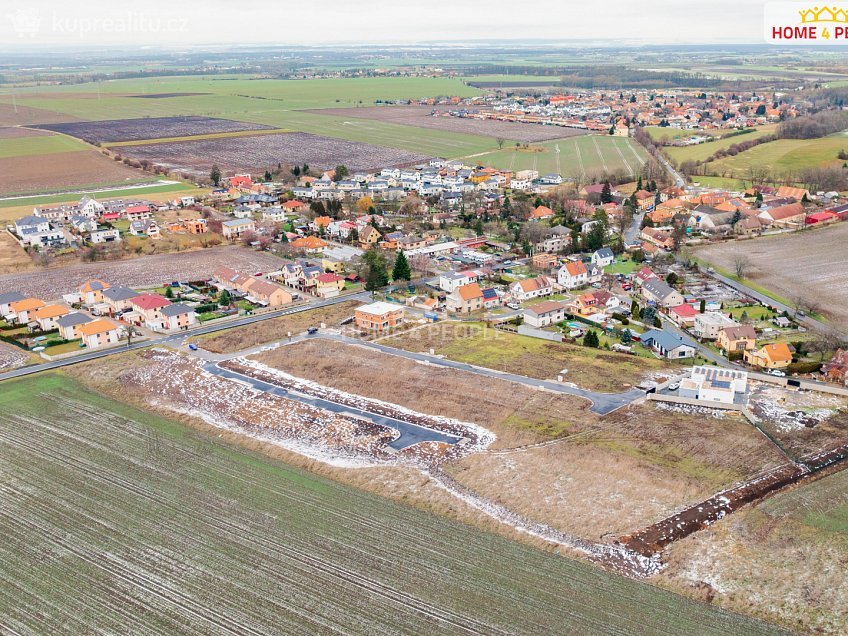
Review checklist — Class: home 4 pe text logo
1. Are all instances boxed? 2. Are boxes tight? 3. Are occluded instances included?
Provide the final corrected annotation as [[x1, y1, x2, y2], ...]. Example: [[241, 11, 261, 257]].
[[766, 3, 848, 43]]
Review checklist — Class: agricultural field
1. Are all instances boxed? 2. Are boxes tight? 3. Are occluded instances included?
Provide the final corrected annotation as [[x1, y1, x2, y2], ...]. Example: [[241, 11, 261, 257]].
[[644, 127, 727, 144], [306, 105, 584, 143], [116, 132, 434, 176], [662, 125, 778, 165], [0, 372, 781, 634], [31, 116, 274, 144], [660, 468, 848, 633], [695, 223, 848, 324], [380, 321, 668, 392], [0, 342, 28, 371], [0, 246, 285, 300], [702, 131, 848, 177], [459, 134, 649, 180]]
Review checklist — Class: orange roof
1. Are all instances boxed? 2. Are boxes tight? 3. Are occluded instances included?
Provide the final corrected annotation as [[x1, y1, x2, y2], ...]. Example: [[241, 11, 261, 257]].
[[282, 200, 305, 209], [79, 319, 119, 337], [457, 283, 484, 301], [9, 298, 45, 313], [291, 236, 328, 249], [34, 304, 70, 320], [80, 279, 110, 294], [532, 205, 554, 219], [760, 342, 793, 363], [314, 216, 332, 227], [564, 261, 587, 277]]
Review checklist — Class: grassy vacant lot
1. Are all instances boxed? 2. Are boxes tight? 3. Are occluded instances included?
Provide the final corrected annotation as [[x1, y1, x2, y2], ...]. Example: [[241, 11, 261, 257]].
[[381, 322, 668, 392], [0, 373, 782, 634], [703, 131, 848, 177], [695, 223, 848, 324], [252, 339, 596, 447], [660, 468, 848, 634], [460, 134, 648, 179], [661, 125, 777, 165], [194, 300, 362, 353], [644, 127, 726, 144], [0, 132, 88, 158], [251, 340, 786, 541]]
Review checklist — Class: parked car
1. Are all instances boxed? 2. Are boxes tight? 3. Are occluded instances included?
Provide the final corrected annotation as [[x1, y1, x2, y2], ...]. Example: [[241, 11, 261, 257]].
[[668, 381, 680, 391], [188, 343, 198, 351], [307, 327, 319, 335], [506, 302, 520, 310], [768, 369, 786, 377]]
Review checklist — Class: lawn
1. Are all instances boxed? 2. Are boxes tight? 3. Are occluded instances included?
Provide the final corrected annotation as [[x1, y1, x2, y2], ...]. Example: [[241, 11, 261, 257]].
[[381, 321, 669, 391], [0, 372, 783, 634], [605, 257, 641, 275]]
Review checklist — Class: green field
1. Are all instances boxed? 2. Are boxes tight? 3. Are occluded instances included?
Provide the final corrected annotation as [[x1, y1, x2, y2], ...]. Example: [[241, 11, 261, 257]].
[[663, 125, 778, 165], [644, 127, 726, 144], [460, 134, 649, 178], [0, 182, 197, 209], [0, 133, 87, 158], [762, 469, 848, 534], [704, 132, 848, 177], [0, 372, 781, 634]]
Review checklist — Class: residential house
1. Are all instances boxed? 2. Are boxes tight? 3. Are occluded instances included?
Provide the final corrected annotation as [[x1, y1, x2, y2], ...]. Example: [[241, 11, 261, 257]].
[[717, 325, 757, 354], [56, 312, 94, 340], [314, 273, 345, 299], [129, 219, 161, 239], [90, 228, 121, 244], [0, 292, 26, 317], [640, 278, 684, 308], [242, 279, 293, 307], [570, 289, 619, 316], [160, 303, 197, 331], [758, 203, 806, 228], [744, 342, 793, 370], [354, 302, 404, 331], [222, 218, 256, 240], [639, 329, 696, 359], [557, 260, 588, 290], [291, 236, 328, 253], [523, 301, 568, 328], [79, 319, 122, 349], [531, 253, 558, 271], [33, 304, 70, 331], [693, 311, 738, 340], [641, 226, 676, 249], [102, 286, 138, 314], [447, 283, 485, 313], [439, 270, 477, 293], [822, 349, 848, 385], [359, 225, 381, 248], [668, 303, 699, 328], [183, 218, 208, 234], [7, 298, 45, 324], [531, 205, 554, 220], [590, 247, 614, 268], [634, 266, 657, 286], [509, 276, 554, 301], [79, 280, 111, 305], [129, 294, 172, 328], [678, 366, 748, 404]]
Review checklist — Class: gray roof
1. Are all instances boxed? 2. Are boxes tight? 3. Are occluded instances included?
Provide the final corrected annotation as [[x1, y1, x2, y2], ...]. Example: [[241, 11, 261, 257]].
[[640, 329, 690, 351], [103, 286, 138, 302], [594, 247, 614, 258], [56, 312, 93, 328], [0, 291, 25, 305], [641, 278, 677, 300], [161, 303, 194, 317]]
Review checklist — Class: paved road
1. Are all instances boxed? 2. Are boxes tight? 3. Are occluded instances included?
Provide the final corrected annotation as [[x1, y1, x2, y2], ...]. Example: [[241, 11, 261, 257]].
[[656, 151, 686, 189], [0, 292, 371, 383], [213, 332, 646, 416], [623, 209, 646, 245], [205, 362, 461, 451], [698, 267, 833, 334], [660, 317, 731, 368]]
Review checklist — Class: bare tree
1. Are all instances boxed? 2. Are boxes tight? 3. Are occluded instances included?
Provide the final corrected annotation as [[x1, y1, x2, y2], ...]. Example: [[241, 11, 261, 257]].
[[732, 254, 751, 279], [496, 137, 506, 150]]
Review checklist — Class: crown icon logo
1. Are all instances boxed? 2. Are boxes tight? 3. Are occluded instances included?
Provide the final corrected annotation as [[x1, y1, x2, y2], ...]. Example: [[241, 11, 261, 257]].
[[798, 6, 848, 23], [6, 8, 41, 37]]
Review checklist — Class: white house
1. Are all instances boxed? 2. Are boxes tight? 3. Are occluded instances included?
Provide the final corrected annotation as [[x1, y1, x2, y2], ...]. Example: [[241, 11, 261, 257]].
[[557, 260, 588, 290], [679, 366, 748, 404], [590, 247, 615, 268], [692, 311, 738, 340]]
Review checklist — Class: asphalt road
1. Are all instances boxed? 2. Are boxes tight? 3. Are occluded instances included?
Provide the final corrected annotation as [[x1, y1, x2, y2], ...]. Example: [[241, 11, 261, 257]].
[[205, 362, 461, 451], [0, 291, 371, 383]]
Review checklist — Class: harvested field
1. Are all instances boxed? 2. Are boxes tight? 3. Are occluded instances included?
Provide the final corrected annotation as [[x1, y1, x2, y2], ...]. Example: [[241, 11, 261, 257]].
[[251, 339, 596, 448], [0, 150, 145, 195], [306, 105, 584, 143], [0, 246, 284, 300], [0, 342, 27, 371], [0, 127, 52, 139], [31, 116, 273, 144], [116, 132, 433, 176], [446, 402, 787, 540], [0, 372, 781, 635], [695, 223, 848, 323], [195, 301, 362, 353], [660, 468, 848, 634], [380, 322, 670, 392], [0, 102, 80, 126], [131, 92, 212, 99]]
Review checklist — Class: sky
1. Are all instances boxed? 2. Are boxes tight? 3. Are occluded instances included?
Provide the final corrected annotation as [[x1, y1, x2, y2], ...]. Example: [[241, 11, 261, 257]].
[[0, 0, 770, 49]]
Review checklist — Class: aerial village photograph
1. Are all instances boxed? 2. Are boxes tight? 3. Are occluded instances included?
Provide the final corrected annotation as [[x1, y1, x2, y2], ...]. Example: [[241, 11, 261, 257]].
[[1, 0, 848, 633]]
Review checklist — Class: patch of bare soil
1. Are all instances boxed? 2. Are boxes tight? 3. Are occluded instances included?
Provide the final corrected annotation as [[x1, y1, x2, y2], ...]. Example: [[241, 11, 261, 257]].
[[0, 342, 27, 371], [0, 103, 81, 127], [0, 149, 145, 194], [305, 105, 585, 143]]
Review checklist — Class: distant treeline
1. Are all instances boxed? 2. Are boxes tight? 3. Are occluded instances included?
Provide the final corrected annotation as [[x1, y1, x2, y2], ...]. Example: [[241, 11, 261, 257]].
[[778, 110, 848, 139]]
